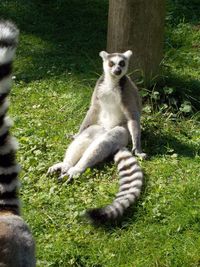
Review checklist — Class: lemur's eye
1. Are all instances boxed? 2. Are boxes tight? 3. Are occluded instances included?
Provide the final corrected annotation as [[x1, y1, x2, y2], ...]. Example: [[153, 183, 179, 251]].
[[119, 60, 125, 67], [108, 61, 114, 67]]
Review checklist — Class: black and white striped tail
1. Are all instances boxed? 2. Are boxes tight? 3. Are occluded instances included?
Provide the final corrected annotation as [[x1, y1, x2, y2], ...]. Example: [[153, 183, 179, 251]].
[[86, 148, 143, 224], [0, 21, 20, 215]]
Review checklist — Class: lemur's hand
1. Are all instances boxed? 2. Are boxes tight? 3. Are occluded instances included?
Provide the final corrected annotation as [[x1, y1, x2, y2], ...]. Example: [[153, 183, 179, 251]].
[[72, 133, 79, 139], [132, 147, 147, 160], [65, 133, 77, 140]]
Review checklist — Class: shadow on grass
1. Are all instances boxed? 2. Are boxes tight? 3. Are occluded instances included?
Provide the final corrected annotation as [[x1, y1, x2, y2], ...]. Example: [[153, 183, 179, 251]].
[[59, 121, 197, 231], [163, 74, 200, 111], [1, 0, 199, 110], [0, 0, 108, 81], [82, 172, 150, 232], [142, 125, 198, 158], [167, 0, 200, 25]]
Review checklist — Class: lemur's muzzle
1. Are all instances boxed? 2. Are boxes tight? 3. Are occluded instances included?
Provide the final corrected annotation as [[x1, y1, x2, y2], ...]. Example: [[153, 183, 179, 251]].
[[113, 68, 122, 76]]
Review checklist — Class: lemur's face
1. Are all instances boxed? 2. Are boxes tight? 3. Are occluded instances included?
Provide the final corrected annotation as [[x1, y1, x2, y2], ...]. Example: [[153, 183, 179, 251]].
[[99, 50, 132, 78]]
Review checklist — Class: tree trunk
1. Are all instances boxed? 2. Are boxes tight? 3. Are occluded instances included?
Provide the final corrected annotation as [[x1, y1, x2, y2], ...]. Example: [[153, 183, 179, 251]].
[[107, 0, 165, 84]]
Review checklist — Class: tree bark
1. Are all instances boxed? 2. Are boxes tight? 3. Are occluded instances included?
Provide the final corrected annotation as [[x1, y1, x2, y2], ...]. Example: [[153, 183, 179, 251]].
[[107, 0, 165, 83]]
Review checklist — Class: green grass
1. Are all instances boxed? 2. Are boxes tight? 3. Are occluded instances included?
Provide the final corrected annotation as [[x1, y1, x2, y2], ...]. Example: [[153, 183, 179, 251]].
[[1, 0, 200, 266]]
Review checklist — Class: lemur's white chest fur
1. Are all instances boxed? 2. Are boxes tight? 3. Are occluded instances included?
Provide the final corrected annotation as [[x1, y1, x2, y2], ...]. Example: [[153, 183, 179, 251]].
[[98, 77, 125, 130]]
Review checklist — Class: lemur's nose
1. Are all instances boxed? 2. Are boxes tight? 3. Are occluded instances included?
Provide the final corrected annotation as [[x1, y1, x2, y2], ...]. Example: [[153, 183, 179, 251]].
[[114, 68, 122, 75]]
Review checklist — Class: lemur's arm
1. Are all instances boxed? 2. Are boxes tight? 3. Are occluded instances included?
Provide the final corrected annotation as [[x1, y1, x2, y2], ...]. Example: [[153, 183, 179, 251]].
[[127, 112, 141, 152], [121, 78, 146, 159], [77, 82, 100, 135], [77, 104, 99, 134], [127, 114, 146, 159]]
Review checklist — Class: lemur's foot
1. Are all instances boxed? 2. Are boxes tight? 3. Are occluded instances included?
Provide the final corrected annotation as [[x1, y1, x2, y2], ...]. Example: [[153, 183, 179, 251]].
[[61, 163, 71, 175], [58, 172, 72, 183], [47, 162, 63, 175], [67, 166, 83, 179], [57, 163, 72, 182], [58, 166, 83, 184]]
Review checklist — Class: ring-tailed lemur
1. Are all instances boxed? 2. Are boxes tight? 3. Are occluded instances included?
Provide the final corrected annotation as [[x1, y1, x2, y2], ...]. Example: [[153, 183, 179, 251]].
[[0, 21, 35, 266], [48, 50, 146, 224]]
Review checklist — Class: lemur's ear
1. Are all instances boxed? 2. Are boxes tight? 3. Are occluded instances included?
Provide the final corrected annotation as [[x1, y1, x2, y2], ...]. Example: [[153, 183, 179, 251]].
[[99, 51, 109, 60], [123, 50, 133, 59]]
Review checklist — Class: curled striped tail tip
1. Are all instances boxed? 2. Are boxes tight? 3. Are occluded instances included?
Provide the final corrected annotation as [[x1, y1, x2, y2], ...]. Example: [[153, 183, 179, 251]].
[[86, 208, 111, 225]]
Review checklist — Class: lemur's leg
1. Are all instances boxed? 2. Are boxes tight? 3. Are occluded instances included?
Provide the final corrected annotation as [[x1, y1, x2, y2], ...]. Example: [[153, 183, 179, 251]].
[[48, 125, 105, 177], [67, 126, 129, 178], [62, 126, 104, 174]]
